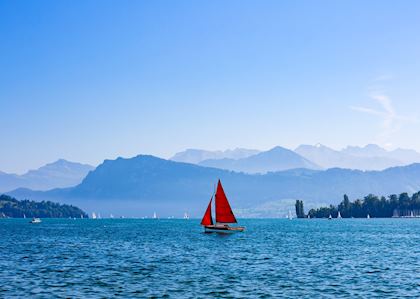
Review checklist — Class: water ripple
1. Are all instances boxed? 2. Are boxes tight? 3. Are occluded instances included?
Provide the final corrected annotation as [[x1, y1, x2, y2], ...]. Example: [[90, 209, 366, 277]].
[[1, 218, 420, 298]]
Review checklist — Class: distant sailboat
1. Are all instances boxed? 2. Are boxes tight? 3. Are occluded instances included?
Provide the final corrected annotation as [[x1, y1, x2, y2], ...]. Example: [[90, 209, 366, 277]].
[[81, 214, 84, 219], [23, 214, 26, 219], [97, 213, 101, 219], [328, 214, 332, 220], [183, 212, 189, 220], [337, 211, 342, 219], [367, 214, 370, 219], [30, 217, 41, 224], [110, 214, 114, 219], [201, 180, 245, 233], [153, 212, 157, 219], [288, 210, 293, 220], [91, 212, 97, 219]]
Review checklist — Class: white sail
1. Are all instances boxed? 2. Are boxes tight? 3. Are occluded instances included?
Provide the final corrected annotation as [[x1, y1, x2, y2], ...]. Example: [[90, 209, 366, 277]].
[[337, 211, 342, 219], [110, 214, 114, 219], [92, 212, 97, 219], [153, 212, 157, 219], [367, 214, 370, 219], [288, 210, 293, 220], [183, 212, 189, 219]]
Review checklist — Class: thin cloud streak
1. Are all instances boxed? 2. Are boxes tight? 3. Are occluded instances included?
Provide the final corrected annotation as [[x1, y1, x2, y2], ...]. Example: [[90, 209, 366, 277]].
[[350, 105, 384, 116], [350, 93, 418, 146]]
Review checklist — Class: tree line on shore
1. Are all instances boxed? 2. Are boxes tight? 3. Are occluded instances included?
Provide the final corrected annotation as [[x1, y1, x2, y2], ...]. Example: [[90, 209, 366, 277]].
[[295, 191, 420, 218], [0, 194, 88, 218]]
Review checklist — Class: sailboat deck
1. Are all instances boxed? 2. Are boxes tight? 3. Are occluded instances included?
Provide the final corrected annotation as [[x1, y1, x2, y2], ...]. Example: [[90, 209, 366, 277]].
[[204, 224, 245, 232]]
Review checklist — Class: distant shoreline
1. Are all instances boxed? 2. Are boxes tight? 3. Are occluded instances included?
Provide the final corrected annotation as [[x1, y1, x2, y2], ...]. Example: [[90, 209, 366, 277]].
[[0, 194, 88, 219], [296, 191, 420, 219]]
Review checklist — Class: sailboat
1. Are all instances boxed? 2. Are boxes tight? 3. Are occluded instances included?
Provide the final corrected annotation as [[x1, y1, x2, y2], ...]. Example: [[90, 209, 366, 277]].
[[337, 211, 342, 219], [91, 212, 97, 219], [201, 180, 245, 233], [153, 212, 157, 219], [183, 212, 189, 220], [30, 217, 42, 224], [328, 214, 332, 220], [367, 214, 370, 219], [288, 210, 293, 220]]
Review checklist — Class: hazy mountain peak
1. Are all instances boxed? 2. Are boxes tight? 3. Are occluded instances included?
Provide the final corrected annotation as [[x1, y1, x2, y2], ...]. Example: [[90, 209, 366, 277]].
[[342, 144, 388, 157], [24, 159, 94, 176], [295, 144, 337, 153], [199, 146, 320, 174], [0, 160, 95, 193], [171, 148, 260, 164], [295, 143, 420, 170], [387, 148, 420, 164], [365, 144, 384, 150], [267, 146, 289, 152]]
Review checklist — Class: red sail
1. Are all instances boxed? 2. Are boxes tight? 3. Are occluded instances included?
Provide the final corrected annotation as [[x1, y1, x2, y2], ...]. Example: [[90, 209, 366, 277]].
[[215, 180, 237, 223], [200, 196, 213, 226]]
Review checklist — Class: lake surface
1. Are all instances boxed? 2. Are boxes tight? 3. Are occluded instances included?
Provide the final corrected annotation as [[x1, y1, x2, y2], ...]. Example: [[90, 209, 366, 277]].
[[1, 219, 420, 298]]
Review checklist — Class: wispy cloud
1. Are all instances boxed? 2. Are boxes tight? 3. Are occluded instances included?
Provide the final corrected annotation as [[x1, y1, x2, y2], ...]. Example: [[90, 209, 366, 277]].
[[372, 73, 394, 82], [350, 91, 417, 146]]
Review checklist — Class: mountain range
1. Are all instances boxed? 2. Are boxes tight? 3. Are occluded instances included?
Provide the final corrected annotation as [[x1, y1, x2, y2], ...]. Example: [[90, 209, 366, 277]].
[[8, 155, 420, 218], [2, 144, 417, 194], [0, 159, 94, 193], [295, 144, 399, 170], [173, 144, 420, 173], [4, 144, 420, 218], [171, 148, 260, 164], [198, 146, 320, 173]]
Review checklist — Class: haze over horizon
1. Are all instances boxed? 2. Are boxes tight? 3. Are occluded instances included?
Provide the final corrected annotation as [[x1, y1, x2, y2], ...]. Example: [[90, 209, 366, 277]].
[[1, 1, 420, 173]]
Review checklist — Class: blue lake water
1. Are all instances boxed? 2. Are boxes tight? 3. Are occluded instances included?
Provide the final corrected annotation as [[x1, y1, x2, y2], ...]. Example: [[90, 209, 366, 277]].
[[1, 218, 420, 298]]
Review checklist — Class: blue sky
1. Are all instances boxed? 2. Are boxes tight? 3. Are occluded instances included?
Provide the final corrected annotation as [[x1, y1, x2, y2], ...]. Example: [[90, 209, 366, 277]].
[[1, 0, 420, 173]]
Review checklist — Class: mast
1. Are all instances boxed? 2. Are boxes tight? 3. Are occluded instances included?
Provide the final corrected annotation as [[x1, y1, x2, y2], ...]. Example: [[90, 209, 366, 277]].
[[215, 180, 237, 223]]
